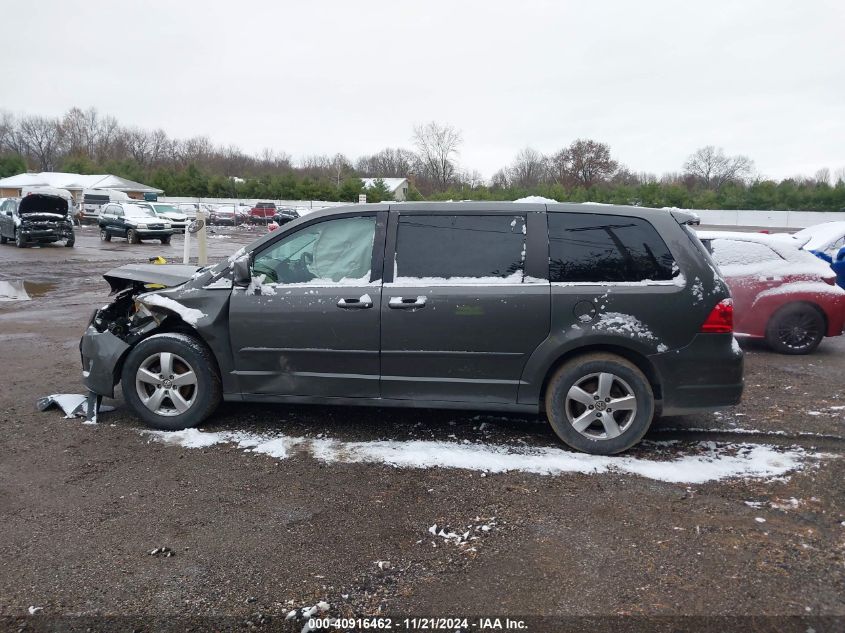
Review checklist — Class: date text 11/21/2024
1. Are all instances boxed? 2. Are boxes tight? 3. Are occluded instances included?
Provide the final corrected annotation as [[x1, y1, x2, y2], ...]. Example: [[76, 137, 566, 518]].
[[307, 617, 528, 630]]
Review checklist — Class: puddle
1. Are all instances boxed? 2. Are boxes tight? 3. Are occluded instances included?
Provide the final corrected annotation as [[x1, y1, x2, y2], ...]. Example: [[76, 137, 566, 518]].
[[0, 280, 57, 301], [24, 281, 56, 297]]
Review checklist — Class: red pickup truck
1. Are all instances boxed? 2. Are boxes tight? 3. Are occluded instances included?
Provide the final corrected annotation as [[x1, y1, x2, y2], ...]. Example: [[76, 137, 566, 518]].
[[249, 202, 277, 224]]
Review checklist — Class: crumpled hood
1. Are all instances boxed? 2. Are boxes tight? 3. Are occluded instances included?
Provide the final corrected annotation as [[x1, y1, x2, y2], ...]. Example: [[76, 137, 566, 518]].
[[103, 263, 202, 293]]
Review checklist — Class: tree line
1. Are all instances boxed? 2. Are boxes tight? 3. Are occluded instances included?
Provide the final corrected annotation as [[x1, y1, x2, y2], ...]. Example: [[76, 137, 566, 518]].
[[1, 107, 844, 211]]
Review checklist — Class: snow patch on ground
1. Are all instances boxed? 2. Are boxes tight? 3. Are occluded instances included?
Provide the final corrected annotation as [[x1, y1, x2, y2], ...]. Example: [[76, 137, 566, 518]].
[[146, 430, 816, 484]]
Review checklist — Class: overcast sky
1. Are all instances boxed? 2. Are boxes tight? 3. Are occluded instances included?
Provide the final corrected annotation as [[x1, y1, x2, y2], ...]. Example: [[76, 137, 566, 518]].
[[3, 0, 843, 180]]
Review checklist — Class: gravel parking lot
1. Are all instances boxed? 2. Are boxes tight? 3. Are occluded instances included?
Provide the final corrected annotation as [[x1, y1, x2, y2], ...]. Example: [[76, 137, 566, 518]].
[[1, 227, 843, 631]]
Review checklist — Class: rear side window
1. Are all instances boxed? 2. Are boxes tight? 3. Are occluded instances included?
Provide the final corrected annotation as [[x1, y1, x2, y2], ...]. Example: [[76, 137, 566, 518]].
[[708, 239, 782, 266], [549, 213, 677, 283], [395, 215, 526, 282]]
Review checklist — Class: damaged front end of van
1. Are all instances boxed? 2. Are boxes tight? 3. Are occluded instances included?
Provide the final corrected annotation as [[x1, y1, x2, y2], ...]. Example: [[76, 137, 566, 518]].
[[78, 262, 234, 418]]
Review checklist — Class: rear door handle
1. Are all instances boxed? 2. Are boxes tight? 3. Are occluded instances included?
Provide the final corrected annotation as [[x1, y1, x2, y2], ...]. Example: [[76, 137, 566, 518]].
[[337, 295, 373, 310], [388, 296, 427, 310]]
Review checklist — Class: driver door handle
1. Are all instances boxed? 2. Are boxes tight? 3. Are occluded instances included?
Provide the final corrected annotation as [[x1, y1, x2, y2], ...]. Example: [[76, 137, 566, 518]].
[[388, 296, 427, 310], [337, 295, 373, 310]]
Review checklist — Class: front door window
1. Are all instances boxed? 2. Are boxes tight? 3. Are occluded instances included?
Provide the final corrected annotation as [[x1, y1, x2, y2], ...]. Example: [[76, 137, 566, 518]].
[[252, 216, 377, 285]]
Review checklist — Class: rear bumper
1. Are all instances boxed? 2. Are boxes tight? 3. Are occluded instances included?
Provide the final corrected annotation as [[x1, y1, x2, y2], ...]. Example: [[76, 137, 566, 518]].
[[650, 333, 744, 415]]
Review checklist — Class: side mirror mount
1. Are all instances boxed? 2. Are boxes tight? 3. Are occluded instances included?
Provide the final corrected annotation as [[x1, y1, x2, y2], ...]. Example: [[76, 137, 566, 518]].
[[232, 256, 251, 287]]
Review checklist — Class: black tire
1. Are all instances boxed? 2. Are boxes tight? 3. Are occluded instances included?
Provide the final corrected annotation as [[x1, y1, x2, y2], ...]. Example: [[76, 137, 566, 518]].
[[121, 333, 222, 431], [100, 228, 111, 242], [14, 229, 26, 248], [127, 229, 140, 244], [545, 352, 654, 455], [65, 236, 75, 247], [0, 234, 7, 244], [765, 303, 825, 355], [160, 235, 171, 245]]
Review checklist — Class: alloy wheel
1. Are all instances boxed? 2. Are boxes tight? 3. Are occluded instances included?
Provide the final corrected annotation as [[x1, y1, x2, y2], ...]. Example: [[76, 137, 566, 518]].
[[775, 312, 820, 351], [564, 372, 637, 440], [135, 352, 198, 416]]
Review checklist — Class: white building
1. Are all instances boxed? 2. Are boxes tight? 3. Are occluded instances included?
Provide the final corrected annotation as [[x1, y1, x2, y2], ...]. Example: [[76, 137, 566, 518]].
[[360, 177, 410, 201], [0, 172, 163, 202]]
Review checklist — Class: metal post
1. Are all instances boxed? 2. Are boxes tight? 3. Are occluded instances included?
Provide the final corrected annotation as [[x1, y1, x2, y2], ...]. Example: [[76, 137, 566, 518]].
[[197, 208, 208, 266], [182, 223, 192, 264]]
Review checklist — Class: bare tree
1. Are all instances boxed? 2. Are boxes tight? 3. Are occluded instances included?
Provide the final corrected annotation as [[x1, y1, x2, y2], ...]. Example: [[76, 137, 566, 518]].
[[124, 127, 153, 166], [548, 148, 572, 185], [329, 153, 354, 186], [490, 168, 510, 189], [683, 146, 754, 190], [178, 136, 214, 165], [355, 147, 418, 178], [412, 122, 462, 190], [17, 115, 63, 170], [567, 139, 618, 188], [814, 167, 831, 186], [508, 147, 548, 187], [0, 111, 16, 154]]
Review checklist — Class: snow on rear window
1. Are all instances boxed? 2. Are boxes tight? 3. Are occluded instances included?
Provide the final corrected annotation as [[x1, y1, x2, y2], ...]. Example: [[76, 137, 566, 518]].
[[709, 239, 781, 267]]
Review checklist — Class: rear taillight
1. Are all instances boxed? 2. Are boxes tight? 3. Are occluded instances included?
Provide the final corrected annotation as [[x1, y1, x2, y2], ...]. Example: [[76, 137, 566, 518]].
[[701, 299, 733, 333], [824, 275, 836, 286]]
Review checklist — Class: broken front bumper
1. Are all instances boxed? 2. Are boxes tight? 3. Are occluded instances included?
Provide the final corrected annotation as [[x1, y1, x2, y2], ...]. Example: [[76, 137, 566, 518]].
[[79, 325, 130, 398]]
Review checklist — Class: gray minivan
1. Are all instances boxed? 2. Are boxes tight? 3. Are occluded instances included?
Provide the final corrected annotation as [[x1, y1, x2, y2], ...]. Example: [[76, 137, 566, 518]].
[[80, 202, 743, 454]]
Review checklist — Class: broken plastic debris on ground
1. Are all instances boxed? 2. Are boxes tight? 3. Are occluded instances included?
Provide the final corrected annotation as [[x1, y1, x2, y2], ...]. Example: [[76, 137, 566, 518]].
[[37, 393, 115, 424], [144, 428, 819, 484], [0, 280, 31, 301], [285, 601, 331, 632], [427, 517, 497, 551]]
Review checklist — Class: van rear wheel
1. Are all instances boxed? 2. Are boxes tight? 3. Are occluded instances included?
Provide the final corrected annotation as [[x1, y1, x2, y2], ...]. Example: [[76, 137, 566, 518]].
[[545, 353, 654, 455]]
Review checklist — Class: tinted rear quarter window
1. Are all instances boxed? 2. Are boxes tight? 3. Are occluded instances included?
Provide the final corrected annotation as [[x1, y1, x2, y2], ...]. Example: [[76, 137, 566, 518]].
[[396, 214, 526, 281], [549, 213, 676, 283]]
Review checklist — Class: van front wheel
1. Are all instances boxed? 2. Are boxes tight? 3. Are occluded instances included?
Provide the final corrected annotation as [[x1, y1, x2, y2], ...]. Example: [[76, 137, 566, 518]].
[[121, 333, 222, 431], [545, 353, 654, 455]]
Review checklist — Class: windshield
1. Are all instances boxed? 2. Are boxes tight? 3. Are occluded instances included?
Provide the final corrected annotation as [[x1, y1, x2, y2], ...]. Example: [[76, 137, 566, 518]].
[[152, 204, 179, 213], [126, 207, 158, 218]]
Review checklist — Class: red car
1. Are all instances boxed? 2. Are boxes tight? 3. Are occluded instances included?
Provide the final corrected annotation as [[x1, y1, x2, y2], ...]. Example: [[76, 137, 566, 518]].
[[249, 202, 277, 224], [698, 231, 845, 354]]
